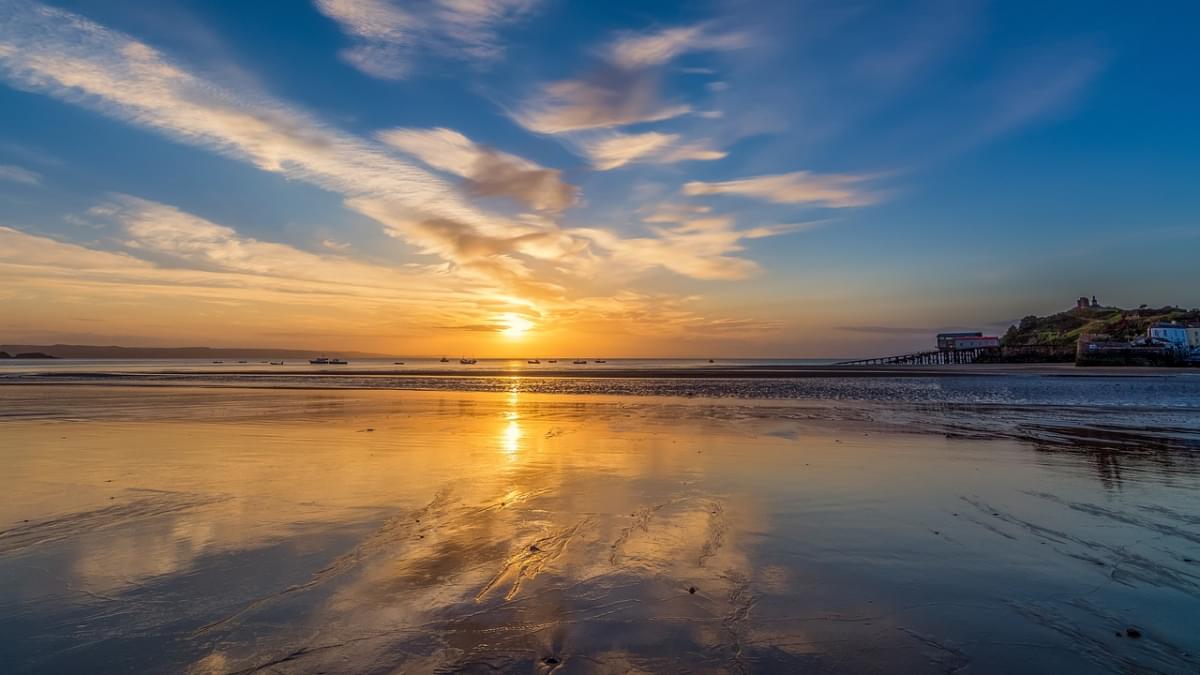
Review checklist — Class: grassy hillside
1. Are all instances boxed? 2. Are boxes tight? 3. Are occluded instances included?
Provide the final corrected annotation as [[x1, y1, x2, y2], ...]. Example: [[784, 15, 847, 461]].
[[1001, 305, 1200, 348]]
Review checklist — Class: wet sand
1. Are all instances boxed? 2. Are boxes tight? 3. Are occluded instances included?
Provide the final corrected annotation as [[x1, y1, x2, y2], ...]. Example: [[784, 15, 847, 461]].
[[1, 384, 1199, 673]]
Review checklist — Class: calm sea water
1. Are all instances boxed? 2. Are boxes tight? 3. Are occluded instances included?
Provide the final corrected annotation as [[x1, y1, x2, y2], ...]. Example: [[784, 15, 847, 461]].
[[0, 357, 838, 374]]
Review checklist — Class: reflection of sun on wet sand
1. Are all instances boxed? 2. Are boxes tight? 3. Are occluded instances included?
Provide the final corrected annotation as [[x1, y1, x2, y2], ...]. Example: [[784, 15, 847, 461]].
[[1, 384, 1199, 673]]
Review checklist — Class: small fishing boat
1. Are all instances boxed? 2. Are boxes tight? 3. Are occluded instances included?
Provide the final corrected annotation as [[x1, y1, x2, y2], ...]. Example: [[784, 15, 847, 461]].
[[595, 359, 607, 364], [547, 359, 558, 363], [310, 357, 330, 364], [212, 360, 223, 364], [527, 359, 540, 364], [460, 358, 477, 365], [573, 359, 587, 365], [270, 361, 284, 365], [440, 356, 450, 363], [328, 358, 348, 365], [393, 361, 405, 365]]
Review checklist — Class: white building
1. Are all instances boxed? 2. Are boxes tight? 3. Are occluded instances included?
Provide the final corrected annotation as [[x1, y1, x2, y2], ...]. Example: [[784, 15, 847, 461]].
[[1147, 323, 1190, 350]]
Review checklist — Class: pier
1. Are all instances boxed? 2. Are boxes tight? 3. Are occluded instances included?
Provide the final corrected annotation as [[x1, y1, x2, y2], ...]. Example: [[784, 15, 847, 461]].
[[835, 346, 998, 366]]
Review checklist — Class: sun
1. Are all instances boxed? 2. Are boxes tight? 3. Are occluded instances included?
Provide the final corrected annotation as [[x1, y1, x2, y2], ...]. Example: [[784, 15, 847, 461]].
[[499, 313, 534, 338]]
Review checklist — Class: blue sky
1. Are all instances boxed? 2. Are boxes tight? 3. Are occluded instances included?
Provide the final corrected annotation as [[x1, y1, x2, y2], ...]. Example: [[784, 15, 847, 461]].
[[0, 0, 1197, 357]]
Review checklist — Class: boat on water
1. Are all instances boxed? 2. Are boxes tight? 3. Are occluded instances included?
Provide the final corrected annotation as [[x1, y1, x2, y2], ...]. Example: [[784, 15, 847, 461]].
[[393, 361, 405, 365], [548, 359, 558, 363], [269, 361, 284, 365], [573, 359, 587, 365], [328, 358, 348, 365], [460, 358, 477, 365], [440, 356, 450, 363], [237, 360, 247, 364], [595, 359, 607, 363], [212, 360, 224, 364], [527, 359, 540, 364], [309, 357, 330, 364]]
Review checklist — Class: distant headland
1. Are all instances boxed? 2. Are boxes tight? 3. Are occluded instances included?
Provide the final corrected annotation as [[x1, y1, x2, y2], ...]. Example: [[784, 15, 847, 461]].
[[991, 297, 1198, 366], [837, 296, 1200, 367]]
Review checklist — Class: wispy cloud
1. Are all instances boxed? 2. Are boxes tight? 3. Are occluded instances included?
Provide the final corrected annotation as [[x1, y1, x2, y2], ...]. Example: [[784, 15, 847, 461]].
[[580, 131, 724, 170], [0, 163, 40, 185], [0, 1, 475, 217], [0, 1, 585, 294], [509, 20, 749, 136], [512, 73, 692, 134], [605, 23, 748, 69], [683, 171, 877, 207], [379, 127, 577, 212], [575, 209, 813, 281], [314, 0, 539, 79]]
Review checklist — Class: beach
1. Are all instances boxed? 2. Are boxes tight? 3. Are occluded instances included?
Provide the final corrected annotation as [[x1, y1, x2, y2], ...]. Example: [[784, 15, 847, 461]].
[[2, 371, 1199, 673]]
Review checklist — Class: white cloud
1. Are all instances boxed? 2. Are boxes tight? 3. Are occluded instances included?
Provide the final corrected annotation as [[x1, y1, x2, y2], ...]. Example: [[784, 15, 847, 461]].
[[314, 0, 539, 79], [0, 3, 479, 218], [0, 163, 40, 185], [606, 23, 749, 69], [512, 74, 692, 134], [378, 127, 577, 212], [580, 131, 724, 170], [0, 0, 810, 306], [683, 171, 877, 207], [0, 1, 584, 293]]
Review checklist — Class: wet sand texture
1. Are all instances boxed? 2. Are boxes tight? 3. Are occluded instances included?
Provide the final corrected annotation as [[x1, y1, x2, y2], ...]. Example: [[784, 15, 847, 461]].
[[1, 384, 1198, 673]]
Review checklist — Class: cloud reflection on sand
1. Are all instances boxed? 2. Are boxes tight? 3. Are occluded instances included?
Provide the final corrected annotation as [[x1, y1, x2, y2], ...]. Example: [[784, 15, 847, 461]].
[[1, 386, 1199, 673]]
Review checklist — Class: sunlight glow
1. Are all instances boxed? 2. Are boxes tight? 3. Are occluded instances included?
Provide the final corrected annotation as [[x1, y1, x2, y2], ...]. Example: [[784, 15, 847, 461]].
[[500, 313, 534, 338], [502, 420, 523, 458]]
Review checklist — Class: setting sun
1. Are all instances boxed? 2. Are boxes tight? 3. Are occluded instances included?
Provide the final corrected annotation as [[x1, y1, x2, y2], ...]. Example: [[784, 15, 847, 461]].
[[500, 313, 534, 338]]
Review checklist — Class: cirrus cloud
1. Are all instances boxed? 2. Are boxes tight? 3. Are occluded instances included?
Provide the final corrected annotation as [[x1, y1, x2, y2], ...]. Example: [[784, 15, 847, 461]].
[[378, 127, 577, 212], [0, 163, 41, 185], [605, 23, 749, 69], [314, 0, 540, 80], [580, 131, 725, 171], [683, 171, 878, 207]]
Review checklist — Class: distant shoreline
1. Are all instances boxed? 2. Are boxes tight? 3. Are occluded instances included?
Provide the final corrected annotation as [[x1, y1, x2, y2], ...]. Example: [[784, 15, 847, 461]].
[[4, 363, 1194, 381]]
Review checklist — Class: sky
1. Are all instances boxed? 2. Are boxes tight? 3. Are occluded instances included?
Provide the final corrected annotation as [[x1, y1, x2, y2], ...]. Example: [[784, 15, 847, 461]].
[[0, 0, 1198, 358]]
